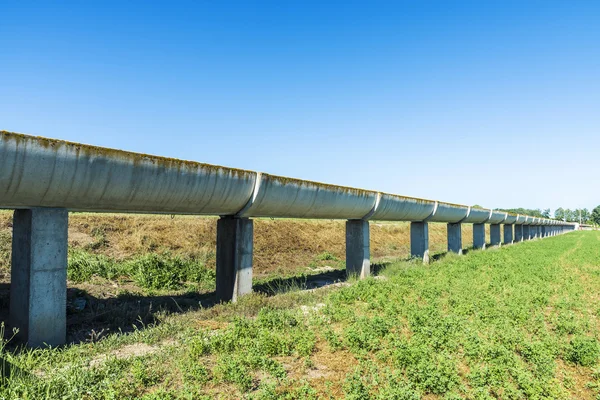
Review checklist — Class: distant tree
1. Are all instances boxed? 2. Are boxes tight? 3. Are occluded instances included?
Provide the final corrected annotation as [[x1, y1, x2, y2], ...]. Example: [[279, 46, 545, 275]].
[[591, 206, 600, 226], [566, 209, 579, 222], [555, 208, 565, 221], [542, 209, 551, 218], [581, 208, 591, 224]]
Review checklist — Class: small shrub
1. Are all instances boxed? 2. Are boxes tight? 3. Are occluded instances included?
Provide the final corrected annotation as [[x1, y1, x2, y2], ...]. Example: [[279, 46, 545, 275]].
[[128, 254, 214, 290], [68, 250, 119, 282], [343, 368, 371, 400], [214, 356, 254, 392], [316, 251, 338, 261], [566, 336, 600, 367]]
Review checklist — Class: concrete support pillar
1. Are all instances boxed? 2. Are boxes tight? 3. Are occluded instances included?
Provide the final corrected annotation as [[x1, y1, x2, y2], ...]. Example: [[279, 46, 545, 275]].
[[490, 224, 501, 246], [447, 223, 462, 255], [473, 223, 486, 250], [523, 225, 531, 240], [410, 222, 429, 264], [345, 220, 370, 279], [515, 224, 523, 242], [503, 224, 513, 245], [216, 217, 253, 303], [10, 208, 68, 347]]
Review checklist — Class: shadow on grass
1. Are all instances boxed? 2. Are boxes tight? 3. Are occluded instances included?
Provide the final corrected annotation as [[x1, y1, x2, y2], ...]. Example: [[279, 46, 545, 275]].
[[254, 262, 391, 295], [430, 248, 473, 262], [0, 263, 392, 346], [0, 252, 454, 347]]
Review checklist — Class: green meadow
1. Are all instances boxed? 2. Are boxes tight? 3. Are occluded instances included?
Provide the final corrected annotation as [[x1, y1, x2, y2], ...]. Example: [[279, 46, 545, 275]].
[[1, 231, 599, 399]]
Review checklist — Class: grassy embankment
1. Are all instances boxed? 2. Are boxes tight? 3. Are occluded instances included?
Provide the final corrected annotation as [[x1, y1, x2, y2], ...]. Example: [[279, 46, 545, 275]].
[[0, 212, 483, 342], [0, 211, 597, 398]]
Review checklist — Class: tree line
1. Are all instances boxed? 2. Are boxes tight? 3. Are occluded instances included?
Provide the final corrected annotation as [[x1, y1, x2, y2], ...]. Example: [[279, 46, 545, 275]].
[[496, 207, 600, 225]]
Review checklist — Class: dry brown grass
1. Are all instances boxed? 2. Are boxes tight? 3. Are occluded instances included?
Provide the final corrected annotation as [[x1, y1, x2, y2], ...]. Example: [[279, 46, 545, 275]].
[[0, 211, 488, 278]]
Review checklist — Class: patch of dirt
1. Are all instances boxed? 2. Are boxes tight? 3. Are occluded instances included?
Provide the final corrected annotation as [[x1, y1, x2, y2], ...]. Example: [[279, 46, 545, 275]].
[[68, 230, 95, 248], [555, 359, 596, 400], [300, 341, 357, 397], [90, 339, 177, 368]]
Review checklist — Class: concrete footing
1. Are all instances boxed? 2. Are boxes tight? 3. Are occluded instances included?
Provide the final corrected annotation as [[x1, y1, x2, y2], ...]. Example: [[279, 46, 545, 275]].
[[503, 224, 513, 244], [490, 224, 501, 246], [447, 223, 462, 255], [473, 223, 486, 250], [216, 217, 253, 302], [410, 222, 429, 264], [523, 225, 531, 240], [346, 220, 370, 278], [10, 208, 68, 347]]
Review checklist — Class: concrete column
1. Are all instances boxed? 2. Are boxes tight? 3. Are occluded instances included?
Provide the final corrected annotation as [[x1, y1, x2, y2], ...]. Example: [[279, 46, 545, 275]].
[[346, 220, 370, 278], [410, 222, 429, 264], [490, 224, 501, 246], [447, 223, 462, 255], [503, 224, 513, 245], [10, 208, 68, 347], [473, 223, 486, 250], [523, 225, 531, 240], [216, 217, 253, 303], [515, 224, 523, 242]]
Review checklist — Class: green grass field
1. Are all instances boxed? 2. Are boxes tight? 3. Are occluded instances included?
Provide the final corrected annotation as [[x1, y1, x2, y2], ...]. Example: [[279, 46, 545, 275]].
[[1, 231, 599, 399]]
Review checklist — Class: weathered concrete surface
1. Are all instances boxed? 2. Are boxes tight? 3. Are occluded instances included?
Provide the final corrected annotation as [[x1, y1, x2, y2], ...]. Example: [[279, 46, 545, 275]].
[[410, 222, 429, 264], [345, 220, 370, 278], [428, 202, 469, 223], [216, 217, 253, 302], [240, 173, 378, 219], [0, 131, 577, 228], [10, 208, 68, 347], [369, 193, 435, 222], [504, 224, 513, 245], [490, 224, 501, 246], [0, 131, 257, 215], [473, 223, 486, 250], [447, 223, 462, 255]]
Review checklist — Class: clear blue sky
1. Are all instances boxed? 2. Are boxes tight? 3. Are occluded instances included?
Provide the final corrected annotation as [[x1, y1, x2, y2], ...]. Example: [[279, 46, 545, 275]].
[[1, 1, 598, 213]]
